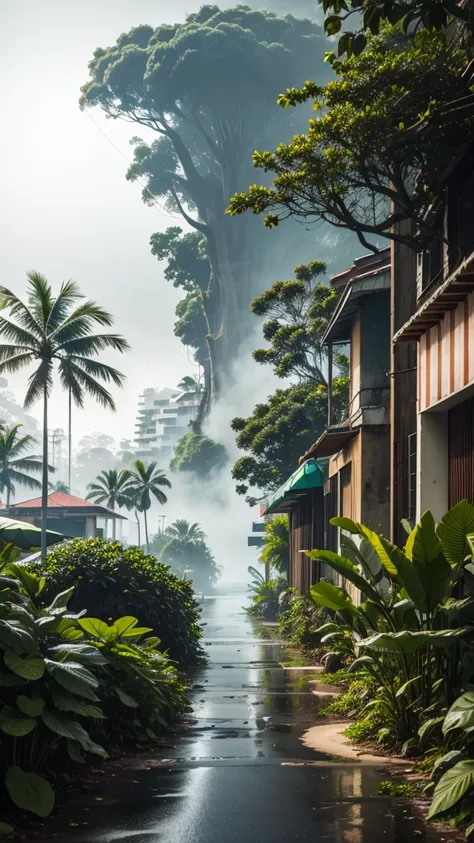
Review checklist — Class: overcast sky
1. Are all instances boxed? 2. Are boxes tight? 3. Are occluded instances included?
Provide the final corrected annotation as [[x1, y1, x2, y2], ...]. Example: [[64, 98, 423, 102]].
[[0, 0, 211, 448]]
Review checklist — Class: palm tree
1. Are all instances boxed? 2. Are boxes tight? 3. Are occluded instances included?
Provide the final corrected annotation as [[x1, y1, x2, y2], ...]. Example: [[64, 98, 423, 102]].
[[51, 480, 70, 494], [87, 468, 133, 539], [0, 272, 129, 559], [0, 423, 51, 506], [165, 519, 206, 541], [126, 460, 171, 554], [260, 515, 289, 582]]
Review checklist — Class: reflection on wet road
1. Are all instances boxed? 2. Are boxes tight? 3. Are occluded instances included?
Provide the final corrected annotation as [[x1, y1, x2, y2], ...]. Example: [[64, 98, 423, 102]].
[[54, 590, 454, 842]]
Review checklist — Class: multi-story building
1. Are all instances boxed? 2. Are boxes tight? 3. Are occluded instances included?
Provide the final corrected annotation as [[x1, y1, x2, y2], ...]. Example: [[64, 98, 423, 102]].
[[134, 387, 200, 460]]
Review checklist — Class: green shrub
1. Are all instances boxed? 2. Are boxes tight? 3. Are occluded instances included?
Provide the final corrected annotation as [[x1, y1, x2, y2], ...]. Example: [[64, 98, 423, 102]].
[[321, 677, 372, 717], [0, 563, 187, 819], [29, 539, 203, 667], [279, 588, 328, 649]]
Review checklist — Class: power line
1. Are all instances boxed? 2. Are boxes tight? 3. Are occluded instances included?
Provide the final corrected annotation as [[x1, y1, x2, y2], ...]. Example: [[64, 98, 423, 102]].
[[84, 109, 181, 221]]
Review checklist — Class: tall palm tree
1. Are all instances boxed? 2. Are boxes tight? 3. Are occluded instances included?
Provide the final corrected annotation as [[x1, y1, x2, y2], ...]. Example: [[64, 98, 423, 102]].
[[87, 468, 133, 539], [165, 519, 206, 541], [0, 423, 51, 506], [0, 272, 129, 559], [260, 515, 289, 581], [127, 460, 171, 554]]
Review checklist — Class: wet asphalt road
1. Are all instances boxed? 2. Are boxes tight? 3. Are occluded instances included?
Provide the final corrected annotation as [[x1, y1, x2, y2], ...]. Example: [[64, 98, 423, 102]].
[[51, 589, 456, 843]]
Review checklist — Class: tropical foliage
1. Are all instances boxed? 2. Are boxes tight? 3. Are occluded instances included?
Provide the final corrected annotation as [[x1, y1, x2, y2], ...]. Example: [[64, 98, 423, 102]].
[[29, 539, 204, 667], [246, 566, 286, 620], [306, 500, 474, 752], [0, 273, 128, 557], [228, 29, 472, 252], [279, 587, 328, 650], [0, 424, 47, 506], [0, 560, 187, 820], [260, 516, 290, 580], [86, 468, 133, 538], [161, 521, 222, 592], [80, 7, 330, 389], [126, 461, 171, 554], [170, 432, 228, 478]]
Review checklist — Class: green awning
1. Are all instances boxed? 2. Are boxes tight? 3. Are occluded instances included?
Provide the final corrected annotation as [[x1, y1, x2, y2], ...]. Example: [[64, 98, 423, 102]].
[[263, 459, 325, 515]]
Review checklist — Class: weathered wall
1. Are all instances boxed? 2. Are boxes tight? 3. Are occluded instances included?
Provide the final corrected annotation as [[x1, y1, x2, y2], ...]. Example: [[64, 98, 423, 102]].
[[360, 427, 391, 537], [360, 291, 391, 400], [391, 225, 418, 545], [288, 487, 324, 594]]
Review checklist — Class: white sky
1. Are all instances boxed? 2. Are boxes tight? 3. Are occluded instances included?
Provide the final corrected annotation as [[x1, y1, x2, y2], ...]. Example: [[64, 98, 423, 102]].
[[0, 0, 207, 447]]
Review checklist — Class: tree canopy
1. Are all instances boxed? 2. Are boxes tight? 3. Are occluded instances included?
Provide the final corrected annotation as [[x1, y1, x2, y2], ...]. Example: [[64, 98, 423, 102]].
[[228, 29, 472, 251], [81, 6, 329, 382], [170, 432, 228, 477]]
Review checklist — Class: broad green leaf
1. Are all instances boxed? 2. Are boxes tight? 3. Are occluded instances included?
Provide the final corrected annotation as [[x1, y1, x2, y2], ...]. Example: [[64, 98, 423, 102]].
[[143, 636, 161, 650], [52, 691, 106, 719], [0, 822, 14, 834], [41, 711, 107, 756], [418, 716, 444, 740], [78, 618, 117, 642], [5, 766, 55, 818], [46, 587, 75, 614], [443, 692, 474, 734], [4, 651, 44, 681], [0, 619, 36, 655], [67, 739, 85, 763], [114, 616, 139, 636], [310, 581, 357, 614], [305, 549, 381, 604], [47, 643, 109, 666], [0, 714, 37, 736], [396, 675, 422, 698], [380, 540, 425, 608], [331, 518, 399, 577], [44, 659, 99, 700], [429, 760, 474, 818], [121, 626, 153, 638], [114, 687, 139, 708], [360, 628, 467, 655], [3, 564, 42, 598], [437, 500, 474, 565], [406, 511, 452, 611], [16, 696, 45, 717]]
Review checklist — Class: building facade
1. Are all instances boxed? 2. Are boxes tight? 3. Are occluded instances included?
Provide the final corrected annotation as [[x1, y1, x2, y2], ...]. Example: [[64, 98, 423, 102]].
[[134, 387, 200, 460], [393, 142, 474, 523]]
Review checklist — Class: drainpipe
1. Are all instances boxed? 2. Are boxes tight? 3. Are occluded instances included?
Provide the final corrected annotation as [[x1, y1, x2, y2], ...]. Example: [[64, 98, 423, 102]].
[[327, 342, 333, 428]]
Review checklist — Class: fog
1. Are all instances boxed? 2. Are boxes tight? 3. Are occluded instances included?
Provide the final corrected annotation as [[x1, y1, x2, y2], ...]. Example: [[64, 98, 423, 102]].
[[0, 0, 331, 581]]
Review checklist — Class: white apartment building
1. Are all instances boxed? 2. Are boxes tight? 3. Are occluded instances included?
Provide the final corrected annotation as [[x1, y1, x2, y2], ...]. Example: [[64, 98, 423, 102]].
[[134, 387, 200, 460]]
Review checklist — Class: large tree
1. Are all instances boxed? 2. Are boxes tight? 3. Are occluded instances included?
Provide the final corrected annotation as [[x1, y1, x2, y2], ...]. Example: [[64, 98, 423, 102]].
[[228, 29, 472, 252], [231, 261, 348, 502], [80, 6, 329, 389]]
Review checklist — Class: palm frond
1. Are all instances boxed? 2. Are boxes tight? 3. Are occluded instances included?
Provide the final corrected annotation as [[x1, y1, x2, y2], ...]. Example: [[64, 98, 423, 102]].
[[24, 360, 53, 409], [47, 280, 83, 331], [27, 271, 55, 329], [0, 350, 34, 376], [58, 358, 85, 409], [66, 356, 126, 389], [7, 469, 43, 490], [50, 301, 115, 343], [57, 334, 130, 357], [0, 317, 38, 349], [60, 359, 115, 410], [0, 286, 43, 339], [10, 457, 45, 473]]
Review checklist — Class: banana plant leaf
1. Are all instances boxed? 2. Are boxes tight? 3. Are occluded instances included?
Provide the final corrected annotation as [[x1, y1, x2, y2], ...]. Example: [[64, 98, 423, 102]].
[[0, 517, 65, 551], [359, 628, 469, 655]]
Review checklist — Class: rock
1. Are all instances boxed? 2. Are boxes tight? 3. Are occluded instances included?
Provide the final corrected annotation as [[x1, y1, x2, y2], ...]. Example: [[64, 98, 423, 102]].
[[321, 652, 343, 673]]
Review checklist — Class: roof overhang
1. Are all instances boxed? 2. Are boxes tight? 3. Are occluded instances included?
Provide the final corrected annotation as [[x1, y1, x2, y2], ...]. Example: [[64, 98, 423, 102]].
[[394, 251, 474, 343], [323, 269, 391, 344], [302, 426, 359, 461], [8, 506, 126, 521], [262, 458, 325, 516]]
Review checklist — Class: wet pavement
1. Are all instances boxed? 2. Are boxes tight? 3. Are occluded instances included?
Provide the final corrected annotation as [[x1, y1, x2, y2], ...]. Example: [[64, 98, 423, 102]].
[[51, 589, 458, 842]]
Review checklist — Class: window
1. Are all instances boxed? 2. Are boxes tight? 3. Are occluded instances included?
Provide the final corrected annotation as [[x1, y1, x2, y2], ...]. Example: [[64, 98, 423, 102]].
[[408, 432, 417, 524]]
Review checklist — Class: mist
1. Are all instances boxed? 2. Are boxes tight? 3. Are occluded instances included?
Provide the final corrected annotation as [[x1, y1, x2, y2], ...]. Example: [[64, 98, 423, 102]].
[[0, 0, 352, 582]]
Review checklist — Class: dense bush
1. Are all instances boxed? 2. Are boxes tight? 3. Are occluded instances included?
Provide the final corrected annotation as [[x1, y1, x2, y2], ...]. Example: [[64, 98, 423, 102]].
[[0, 563, 187, 821], [279, 588, 328, 650], [246, 566, 286, 620], [29, 539, 204, 667]]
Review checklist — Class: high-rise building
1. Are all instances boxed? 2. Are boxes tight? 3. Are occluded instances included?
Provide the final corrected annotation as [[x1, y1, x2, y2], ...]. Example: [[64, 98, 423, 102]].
[[134, 387, 200, 460]]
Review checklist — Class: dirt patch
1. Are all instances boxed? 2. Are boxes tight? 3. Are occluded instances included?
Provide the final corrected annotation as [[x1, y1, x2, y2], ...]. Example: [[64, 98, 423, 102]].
[[301, 720, 408, 765]]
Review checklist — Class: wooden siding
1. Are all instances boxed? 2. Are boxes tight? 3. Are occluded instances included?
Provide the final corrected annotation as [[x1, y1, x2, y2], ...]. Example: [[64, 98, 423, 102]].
[[419, 289, 474, 411], [448, 396, 474, 506], [288, 488, 324, 594]]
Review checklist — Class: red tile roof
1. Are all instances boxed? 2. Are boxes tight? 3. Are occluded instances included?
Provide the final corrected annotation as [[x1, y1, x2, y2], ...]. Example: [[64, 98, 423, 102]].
[[14, 492, 98, 509]]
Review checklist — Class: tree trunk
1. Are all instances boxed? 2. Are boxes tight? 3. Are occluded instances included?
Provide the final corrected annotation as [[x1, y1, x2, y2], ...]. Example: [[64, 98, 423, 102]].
[[41, 384, 49, 562], [144, 508, 150, 555], [112, 506, 116, 540], [68, 386, 72, 493], [264, 561, 270, 583], [135, 509, 141, 547], [6, 485, 11, 507]]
